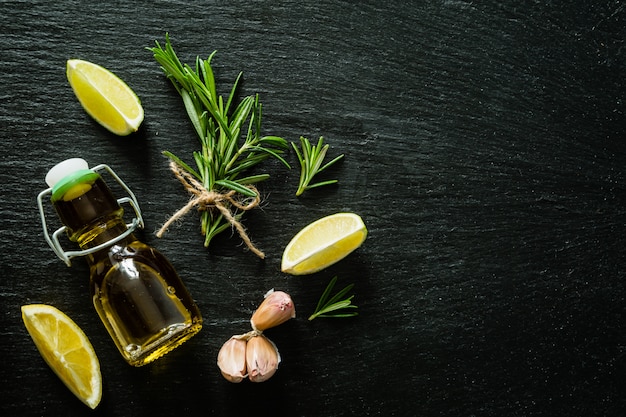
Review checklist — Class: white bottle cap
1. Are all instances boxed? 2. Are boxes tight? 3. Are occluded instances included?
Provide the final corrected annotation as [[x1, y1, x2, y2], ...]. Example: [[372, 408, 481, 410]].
[[45, 158, 90, 188]]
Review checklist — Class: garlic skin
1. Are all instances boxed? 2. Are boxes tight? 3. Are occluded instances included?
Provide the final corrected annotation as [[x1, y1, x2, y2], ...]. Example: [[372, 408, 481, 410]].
[[246, 335, 281, 383], [250, 290, 296, 331], [217, 336, 247, 383]]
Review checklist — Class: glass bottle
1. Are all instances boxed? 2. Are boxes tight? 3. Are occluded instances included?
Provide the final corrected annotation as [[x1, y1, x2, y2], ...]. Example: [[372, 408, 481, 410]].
[[37, 158, 202, 366]]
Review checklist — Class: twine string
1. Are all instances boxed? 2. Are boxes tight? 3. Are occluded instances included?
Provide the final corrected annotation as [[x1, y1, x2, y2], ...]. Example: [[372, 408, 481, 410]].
[[156, 161, 265, 258]]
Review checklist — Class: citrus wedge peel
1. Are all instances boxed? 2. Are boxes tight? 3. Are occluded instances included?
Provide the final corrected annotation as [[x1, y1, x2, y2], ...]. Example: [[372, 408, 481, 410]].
[[21, 304, 102, 409], [66, 59, 144, 136], [281, 212, 367, 275]]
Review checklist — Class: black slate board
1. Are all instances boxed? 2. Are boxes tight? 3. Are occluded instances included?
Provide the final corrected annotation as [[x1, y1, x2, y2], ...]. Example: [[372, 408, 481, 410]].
[[1, 1, 625, 416]]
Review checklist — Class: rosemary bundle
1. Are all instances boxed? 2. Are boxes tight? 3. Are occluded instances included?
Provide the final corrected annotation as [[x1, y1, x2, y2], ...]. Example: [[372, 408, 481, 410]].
[[150, 35, 289, 256]]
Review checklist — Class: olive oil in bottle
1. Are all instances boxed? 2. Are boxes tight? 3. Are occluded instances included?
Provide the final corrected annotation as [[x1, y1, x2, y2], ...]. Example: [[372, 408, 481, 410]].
[[38, 158, 202, 366]]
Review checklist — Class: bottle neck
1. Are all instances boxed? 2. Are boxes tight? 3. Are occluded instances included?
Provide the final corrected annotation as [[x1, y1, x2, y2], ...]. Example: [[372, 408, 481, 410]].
[[52, 176, 136, 264], [76, 217, 137, 264], [76, 217, 132, 249]]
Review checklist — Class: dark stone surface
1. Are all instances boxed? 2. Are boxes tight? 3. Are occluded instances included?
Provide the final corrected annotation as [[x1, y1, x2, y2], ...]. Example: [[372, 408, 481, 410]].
[[1, 1, 625, 416]]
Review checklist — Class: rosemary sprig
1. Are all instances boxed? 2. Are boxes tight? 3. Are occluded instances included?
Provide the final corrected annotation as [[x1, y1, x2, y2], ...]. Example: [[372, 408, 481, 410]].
[[149, 34, 290, 249], [292, 136, 344, 196], [308, 276, 358, 320]]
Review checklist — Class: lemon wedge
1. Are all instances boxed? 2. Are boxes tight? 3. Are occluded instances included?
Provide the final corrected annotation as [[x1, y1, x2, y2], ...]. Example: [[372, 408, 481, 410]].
[[66, 59, 144, 136], [281, 212, 367, 275], [21, 304, 102, 409]]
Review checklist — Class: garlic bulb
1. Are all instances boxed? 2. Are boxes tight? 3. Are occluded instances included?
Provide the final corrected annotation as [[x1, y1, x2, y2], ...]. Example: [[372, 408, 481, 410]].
[[250, 289, 296, 332], [217, 336, 247, 383], [218, 289, 294, 383], [246, 335, 281, 383]]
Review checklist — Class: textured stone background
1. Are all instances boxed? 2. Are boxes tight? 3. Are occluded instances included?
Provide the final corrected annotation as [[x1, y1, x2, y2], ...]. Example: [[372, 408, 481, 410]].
[[1, 1, 625, 416]]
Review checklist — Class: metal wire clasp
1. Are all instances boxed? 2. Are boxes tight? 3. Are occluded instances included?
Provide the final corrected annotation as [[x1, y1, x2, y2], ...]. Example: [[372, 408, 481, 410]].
[[36, 163, 145, 266]]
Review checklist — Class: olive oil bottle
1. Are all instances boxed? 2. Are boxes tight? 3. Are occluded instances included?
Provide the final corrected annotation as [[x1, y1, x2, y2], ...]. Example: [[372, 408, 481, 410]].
[[37, 158, 202, 366]]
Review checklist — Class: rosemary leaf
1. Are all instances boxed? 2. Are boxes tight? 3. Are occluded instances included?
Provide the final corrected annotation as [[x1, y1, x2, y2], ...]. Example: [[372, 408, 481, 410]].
[[236, 174, 271, 185], [214, 179, 257, 197], [304, 179, 339, 190], [162, 151, 201, 180]]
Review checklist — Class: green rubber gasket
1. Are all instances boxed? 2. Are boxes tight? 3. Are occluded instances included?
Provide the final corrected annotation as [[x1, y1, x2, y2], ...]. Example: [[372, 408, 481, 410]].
[[51, 170, 100, 202]]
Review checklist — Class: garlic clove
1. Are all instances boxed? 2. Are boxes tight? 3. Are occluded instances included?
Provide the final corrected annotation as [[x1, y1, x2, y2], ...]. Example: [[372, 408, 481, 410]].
[[217, 336, 248, 383], [246, 334, 281, 383], [250, 289, 296, 331]]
